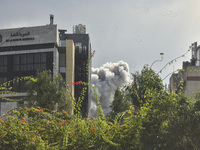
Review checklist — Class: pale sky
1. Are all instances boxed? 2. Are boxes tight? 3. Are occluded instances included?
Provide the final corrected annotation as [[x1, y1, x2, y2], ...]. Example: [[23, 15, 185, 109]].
[[1, 0, 200, 85]]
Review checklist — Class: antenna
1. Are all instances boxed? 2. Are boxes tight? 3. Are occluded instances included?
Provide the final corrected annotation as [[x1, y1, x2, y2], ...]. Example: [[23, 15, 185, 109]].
[[50, 14, 54, 25]]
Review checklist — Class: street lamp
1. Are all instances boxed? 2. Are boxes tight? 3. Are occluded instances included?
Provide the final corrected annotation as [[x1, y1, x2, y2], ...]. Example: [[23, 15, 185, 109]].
[[150, 53, 164, 68]]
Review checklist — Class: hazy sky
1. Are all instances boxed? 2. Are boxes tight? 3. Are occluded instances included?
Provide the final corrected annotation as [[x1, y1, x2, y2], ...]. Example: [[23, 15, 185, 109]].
[[1, 0, 200, 85]]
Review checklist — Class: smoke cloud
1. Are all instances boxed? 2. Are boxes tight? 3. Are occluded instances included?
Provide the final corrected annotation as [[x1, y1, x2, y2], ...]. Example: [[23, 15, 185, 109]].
[[89, 61, 130, 116]]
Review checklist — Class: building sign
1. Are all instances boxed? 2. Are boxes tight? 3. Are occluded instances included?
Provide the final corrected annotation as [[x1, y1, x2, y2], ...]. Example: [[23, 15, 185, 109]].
[[0, 25, 58, 47], [6, 31, 34, 42]]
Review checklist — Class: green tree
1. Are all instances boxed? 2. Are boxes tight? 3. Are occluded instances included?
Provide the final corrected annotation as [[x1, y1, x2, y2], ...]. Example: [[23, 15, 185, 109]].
[[129, 65, 164, 107], [110, 87, 132, 116], [25, 70, 69, 111]]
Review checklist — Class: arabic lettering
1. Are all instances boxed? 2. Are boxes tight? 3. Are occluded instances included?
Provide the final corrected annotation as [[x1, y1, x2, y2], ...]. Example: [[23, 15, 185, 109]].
[[10, 31, 30, 37]]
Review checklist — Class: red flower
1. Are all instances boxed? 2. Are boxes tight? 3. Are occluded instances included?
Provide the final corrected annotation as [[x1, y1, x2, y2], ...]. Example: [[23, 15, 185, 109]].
[[117, 126, 119, 128], [62, 116, 65, 118], [0, 119, 2, 121], [91, 128, 96, 131], [131, 108, 134, 114], [90, 116, 94, 120], [23, 119, 26, 122], [66, 120, 69, 123], [160, 53, 164, 55], [58, 140, 60, 143], [3, 134, 6, 136], [37, 109, 43, 113], [63, 111, 67, 114], [71, 81, 82, 85], [90, 50, 96, 57], [28, 108, 31, 111]]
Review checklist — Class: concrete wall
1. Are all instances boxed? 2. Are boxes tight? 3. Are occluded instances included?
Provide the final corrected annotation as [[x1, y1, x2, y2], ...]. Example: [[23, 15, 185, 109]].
[[183, 66, 200, 97], [0, 102, 17, 116], [66, 40, 75, 115]]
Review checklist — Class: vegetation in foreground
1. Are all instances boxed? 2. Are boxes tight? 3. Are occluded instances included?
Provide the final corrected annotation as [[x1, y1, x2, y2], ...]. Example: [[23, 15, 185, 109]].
[[1, 66, 200, 149]]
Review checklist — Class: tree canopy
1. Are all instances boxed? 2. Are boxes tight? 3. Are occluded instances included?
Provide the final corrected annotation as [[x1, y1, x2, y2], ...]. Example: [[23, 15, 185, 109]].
[[25, 70, 69, 112]]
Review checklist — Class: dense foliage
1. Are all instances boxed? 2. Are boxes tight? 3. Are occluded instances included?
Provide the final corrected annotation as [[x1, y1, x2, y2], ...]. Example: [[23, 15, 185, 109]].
[[1, 66, 200, 149], [25, 70, 68, 112]]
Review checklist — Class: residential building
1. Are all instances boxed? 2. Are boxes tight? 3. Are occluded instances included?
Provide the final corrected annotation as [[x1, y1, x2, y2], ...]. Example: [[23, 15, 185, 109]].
[[169, 42, 200, 97]]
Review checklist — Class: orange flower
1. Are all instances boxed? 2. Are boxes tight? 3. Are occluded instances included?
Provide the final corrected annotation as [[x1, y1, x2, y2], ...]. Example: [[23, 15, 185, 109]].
[[71, 81, 82, 85], [117, 126, 119, 128], [131, 108, 134, 114], [37, 109, 43, 113], [63, 111, 67, 114], [91, 127, 96, 131]]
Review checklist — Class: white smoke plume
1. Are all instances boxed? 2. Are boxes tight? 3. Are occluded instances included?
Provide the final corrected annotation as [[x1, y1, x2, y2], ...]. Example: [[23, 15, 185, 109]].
[[89, 61, 130, 116]]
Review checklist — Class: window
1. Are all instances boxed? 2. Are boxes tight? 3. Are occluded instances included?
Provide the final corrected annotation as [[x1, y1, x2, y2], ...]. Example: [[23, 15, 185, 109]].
[[0, 77, 7, 85], [59, 67, 66, 73], [28, 54, 33, 63], [59, 40, 66, 47], [41, 53, 46, 63], [13, 55, 20, 71], [83, 46, 87, 54], [0, 56, 7, 72], [75, 43, 82, 53], [59, 53, 66, 67], [13, 53, 47, 72], [34, 54, 40, 63]]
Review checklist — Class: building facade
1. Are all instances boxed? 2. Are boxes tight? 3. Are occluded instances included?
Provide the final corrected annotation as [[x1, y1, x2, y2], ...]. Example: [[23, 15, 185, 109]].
[[0, 23, 91, 116], [60, 24, 91, 117], [169, 42, 200, 97]]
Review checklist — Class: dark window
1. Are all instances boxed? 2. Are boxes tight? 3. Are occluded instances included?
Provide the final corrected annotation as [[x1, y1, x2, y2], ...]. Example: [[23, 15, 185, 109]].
[[0, 56, 7, 72], [41, 53, 46, 63], [28, 54, 33, 64], [13, 53, 47, 72], [0, 77, 7, 85], [21, 55, 27, 64], [34, 54, 40, 63]]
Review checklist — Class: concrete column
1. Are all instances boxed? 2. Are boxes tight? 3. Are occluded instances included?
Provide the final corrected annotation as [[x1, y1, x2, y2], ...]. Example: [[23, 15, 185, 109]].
[[66, 40, 75, 115]]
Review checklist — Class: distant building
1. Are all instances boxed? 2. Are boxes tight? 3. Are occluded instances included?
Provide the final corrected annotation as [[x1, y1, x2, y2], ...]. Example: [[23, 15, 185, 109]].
[[60, 24, 91, 117], [0, 19, 91, 116], [169, 42, 200, 97]]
